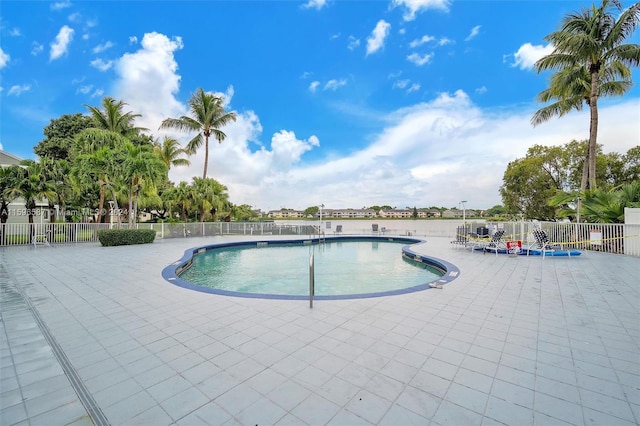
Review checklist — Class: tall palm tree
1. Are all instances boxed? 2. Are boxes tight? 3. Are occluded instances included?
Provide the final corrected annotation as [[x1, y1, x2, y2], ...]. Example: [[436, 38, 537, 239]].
[[160, 88, 237, 179], [534, 0, 640, 190], [532, 62, 632, 190], [154, 136, 191, 169]]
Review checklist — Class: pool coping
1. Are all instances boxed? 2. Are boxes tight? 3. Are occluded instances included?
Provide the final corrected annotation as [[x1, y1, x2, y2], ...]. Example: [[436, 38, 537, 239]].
[[161, 235, 461, 300]]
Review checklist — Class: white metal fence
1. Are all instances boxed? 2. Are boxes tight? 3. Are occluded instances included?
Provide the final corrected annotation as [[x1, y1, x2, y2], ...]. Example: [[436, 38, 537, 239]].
[[1, 220, 638, 256]]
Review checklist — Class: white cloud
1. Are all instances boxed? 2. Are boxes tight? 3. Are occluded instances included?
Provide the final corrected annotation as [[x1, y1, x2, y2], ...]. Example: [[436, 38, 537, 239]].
[[301, 71, 313, 79], [465, 25, 481, 41], [407, 83, 421, 93], [476, 86, 487, 94], [302, 0, 327, 10], [309, 81, 320, 93], [407, 52, 433, 66], [9, 28, 21, 37], [129, 36, 138, 44], [437, 37, 453, 46], [0, 48, 9, 68], [392, 0, 450, 21], [76, 85, 93, 95], [92, 41, 114, 53], [509, 42, 554, 70], [31, 42, 43, 56], [90, 58, 113, 71], [324, 79, 347, 91], [8, 84, 31, 96], [393, 79, 410, 89], [68, 12, 81, 23], [91, 88, 104, 98], [409, 35, 435, 48], [50, 0, 71, 10], [366, 20, 391, 56], [50, 25, 74, 61], [347, 35, 360, 50], [208, 93, 639, 211], [330, 33, 341, 40], [112, 32, 186, 137], [100, 32, 639, 212]]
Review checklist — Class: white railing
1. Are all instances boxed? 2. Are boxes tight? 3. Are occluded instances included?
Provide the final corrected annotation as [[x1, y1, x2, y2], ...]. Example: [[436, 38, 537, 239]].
[[457, 221, 639, 257], [1, 220, 638, 256]]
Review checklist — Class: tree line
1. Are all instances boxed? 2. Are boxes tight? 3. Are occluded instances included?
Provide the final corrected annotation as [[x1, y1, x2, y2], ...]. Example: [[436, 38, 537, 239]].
[[0, 90, 258, 242]]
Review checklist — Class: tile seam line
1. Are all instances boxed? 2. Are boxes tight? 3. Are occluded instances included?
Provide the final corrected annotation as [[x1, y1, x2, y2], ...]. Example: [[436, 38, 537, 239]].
[[5, 265, 111, 426], [0, 266, 30, 425]]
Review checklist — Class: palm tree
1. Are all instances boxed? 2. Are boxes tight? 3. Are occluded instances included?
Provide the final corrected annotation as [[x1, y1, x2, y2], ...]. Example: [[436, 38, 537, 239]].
[[534, 0, 640, 190], [4, 161, 56, 243], [160, 88, 237, 179], [164, 181, 194, 222], [532, 62, 633, 190], [0, 166, 21, 245], [191, 177, 230, 222], [154, 136, 191, 169], [122, 142, 167, 225], [84, 97, 147, 136]]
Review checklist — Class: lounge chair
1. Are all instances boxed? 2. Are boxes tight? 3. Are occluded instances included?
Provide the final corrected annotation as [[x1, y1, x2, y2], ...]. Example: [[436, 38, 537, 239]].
[[334, 225, 342, 234], [527, 229, 561, 258], [483, 230, 506, 255], [372, 224, 379, 234]]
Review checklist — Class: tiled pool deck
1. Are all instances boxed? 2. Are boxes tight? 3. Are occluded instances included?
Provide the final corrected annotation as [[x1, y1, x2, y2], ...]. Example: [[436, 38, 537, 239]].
[[1, 236, 638, 425]]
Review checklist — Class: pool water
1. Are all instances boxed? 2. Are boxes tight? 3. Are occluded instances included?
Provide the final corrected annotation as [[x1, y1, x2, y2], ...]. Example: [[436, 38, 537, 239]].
[[178, 240, 443, 296]]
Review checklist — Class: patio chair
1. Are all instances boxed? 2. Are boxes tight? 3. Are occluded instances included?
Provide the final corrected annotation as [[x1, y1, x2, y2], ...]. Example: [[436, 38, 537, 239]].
[[528, 229, 561, 258], [33, 231, 51, 247], [334, 225, 342, 235], [372, 224, 379, 234], [483, 230, 506, 255]]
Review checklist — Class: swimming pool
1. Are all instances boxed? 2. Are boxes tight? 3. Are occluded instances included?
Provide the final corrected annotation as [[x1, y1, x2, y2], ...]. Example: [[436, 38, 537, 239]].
[[162, 236, 460, 300]]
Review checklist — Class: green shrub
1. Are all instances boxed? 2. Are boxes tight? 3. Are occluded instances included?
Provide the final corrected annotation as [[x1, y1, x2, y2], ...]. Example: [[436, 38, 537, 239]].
[[97, 229, 156, 247]]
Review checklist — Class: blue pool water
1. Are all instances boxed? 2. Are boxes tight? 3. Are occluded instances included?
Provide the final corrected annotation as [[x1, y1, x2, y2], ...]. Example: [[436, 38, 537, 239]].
[[164, 237, 459, 299]]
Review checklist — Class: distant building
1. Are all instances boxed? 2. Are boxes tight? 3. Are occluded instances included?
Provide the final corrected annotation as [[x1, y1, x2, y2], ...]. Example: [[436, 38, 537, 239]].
[[319, 209, 376, 218]]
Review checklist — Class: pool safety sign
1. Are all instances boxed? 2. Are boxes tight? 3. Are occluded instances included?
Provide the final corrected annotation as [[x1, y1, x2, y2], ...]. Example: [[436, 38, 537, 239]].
[[590, 230, 603, 246], [507, 240, 522, 256]]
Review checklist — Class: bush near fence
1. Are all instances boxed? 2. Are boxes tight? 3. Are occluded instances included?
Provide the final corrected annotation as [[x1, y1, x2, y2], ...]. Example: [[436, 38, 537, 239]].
[[97, 229, 156, 247]]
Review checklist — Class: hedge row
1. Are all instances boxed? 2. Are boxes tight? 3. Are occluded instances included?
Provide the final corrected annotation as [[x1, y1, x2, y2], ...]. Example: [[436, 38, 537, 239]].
[[97, 229, 156, 246]]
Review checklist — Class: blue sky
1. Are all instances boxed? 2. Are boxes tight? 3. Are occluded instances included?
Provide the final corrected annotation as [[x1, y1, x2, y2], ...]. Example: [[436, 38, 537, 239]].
[[1, 0, 639, 211]]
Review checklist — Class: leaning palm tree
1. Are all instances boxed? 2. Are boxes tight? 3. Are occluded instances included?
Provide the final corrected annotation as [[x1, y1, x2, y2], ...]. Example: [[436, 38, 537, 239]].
[[534, 0, 640, 190], [159, 88, 237, 179]]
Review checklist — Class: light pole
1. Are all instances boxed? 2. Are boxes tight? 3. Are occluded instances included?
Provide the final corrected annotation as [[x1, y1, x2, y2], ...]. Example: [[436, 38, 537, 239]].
[[460, 200, 467, 232], [319, 204, 324, 236]]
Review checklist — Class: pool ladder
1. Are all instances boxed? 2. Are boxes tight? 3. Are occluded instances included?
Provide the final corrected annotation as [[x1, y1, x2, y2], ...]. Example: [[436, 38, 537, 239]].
[[309, 253, 315, 308]]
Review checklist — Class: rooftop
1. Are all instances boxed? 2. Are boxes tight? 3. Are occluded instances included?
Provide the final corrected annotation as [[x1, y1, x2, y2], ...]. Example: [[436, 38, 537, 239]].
[[1, 236, 638, 425]]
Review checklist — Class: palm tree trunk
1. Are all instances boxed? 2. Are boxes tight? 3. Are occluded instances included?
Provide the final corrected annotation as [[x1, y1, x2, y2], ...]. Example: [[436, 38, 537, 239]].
[[133, 192, 139, 226], [588, 69, 599, 190], [98, 180, 107, 224], [128, 189, 134, 226], [203, 136, 209, 179], [580, 152, 589, 191]]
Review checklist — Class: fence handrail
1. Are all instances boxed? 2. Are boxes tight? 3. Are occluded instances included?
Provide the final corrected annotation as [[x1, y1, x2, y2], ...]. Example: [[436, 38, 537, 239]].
[[1, 220, 638, 256]]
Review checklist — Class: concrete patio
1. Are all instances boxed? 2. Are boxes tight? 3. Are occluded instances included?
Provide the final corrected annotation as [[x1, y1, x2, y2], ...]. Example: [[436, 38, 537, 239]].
[[1, 236, 638, 425]]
